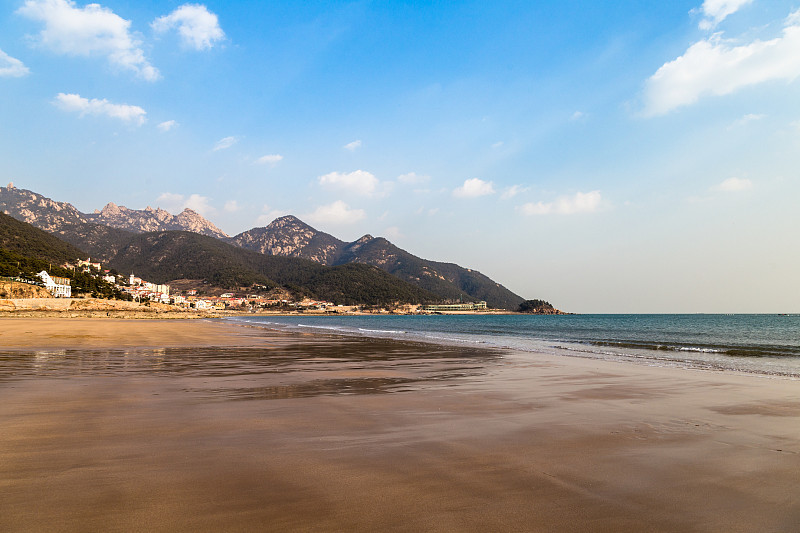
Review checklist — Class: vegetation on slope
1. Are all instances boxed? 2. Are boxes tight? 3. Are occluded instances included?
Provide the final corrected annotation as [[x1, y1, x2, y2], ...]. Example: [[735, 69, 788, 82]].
[[106, 231, 438, 305], [336, 236, 525, 309], [0, 212, 85, 265], [0, 214, 129, 299]]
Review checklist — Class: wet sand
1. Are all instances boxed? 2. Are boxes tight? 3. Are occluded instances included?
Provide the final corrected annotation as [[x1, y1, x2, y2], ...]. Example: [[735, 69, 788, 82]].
[[1, 318, 799, 532]]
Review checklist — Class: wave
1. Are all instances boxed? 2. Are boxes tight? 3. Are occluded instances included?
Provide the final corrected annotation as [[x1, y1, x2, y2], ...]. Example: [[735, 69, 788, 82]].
[[226, 315, 800, 377], [585, 339, 800, 359], [297, 324, 348, 332], [358, 328, 407, 334]]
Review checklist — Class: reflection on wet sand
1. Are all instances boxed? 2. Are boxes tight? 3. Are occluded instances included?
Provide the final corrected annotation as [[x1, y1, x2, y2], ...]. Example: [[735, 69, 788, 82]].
[[0, 337, 499, 400], [2, 319, 800, 532]]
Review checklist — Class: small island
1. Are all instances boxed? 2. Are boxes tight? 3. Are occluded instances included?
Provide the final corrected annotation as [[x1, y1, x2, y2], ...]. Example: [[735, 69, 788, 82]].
[[516, 299, 569, 315]]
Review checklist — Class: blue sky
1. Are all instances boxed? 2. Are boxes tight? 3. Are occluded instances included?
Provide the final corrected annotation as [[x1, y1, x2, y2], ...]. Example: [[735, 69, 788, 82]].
[[1, 0, 799, 312]]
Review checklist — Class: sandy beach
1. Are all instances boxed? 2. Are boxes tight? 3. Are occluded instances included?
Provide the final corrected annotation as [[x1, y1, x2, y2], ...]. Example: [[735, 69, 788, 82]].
[[1, 318, 799, 532]]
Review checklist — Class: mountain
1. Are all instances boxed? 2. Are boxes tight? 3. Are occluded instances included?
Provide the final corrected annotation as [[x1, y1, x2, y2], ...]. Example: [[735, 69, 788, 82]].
[[336, 235, 525, 310], [87, 202, 228, 239], [0, 212, 81, 291], [106, 231, 437, 305], [0, 185, 226, 239], [230, 215, 344, 264], [53, 222, 135, 262], [231, 216, 525, 309], [1, 184, 528, 308], [0, 184, 86, 232], [0, 211, 85, 266], [0, 199, 435, 305]]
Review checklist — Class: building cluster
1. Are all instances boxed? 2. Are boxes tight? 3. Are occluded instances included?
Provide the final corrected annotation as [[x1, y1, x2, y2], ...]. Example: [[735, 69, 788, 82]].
[[25, 258, 491, 313], [422, 301, 487, 312], [126, 273, 170, 304]]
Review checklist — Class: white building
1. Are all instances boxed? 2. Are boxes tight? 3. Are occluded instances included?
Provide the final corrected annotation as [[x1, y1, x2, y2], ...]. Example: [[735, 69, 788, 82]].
[[37, 271, 72, 298]]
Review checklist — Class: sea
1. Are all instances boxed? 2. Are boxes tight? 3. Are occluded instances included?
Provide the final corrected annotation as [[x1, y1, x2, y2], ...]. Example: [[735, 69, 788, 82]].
[[229, 314, 800, 378]]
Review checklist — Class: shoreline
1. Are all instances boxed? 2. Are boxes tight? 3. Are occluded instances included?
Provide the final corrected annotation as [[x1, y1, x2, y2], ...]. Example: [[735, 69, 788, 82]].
[[2, 317, 799, 531]]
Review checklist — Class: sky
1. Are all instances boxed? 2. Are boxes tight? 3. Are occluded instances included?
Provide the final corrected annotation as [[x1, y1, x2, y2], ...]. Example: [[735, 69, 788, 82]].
[[1, 0, 799, 313]]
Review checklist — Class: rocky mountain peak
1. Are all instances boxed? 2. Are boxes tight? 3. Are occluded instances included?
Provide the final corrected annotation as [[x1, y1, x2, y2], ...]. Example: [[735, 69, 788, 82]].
[[267, 215, 306, 230], [0, 185, 87, 232], [99, 202, 121, 217], [87, 202, 228, 239], [231, 214, 345, 265]]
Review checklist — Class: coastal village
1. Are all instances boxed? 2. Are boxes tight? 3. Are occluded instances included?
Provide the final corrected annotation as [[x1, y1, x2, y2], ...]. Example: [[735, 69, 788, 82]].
[[3, 258, 491, 315]]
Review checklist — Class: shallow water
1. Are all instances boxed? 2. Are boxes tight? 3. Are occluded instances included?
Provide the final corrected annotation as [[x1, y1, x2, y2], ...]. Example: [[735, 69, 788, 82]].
[[230, 314, 800, 377]]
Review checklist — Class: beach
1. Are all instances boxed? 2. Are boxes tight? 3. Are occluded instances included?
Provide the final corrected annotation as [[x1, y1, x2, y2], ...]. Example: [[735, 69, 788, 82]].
[[1, 318, 799, 532]]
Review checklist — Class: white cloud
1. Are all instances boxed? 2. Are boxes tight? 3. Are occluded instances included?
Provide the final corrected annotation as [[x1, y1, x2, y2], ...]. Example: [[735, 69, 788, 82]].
[[156, 192, 184, 210], [698, 0, 753, 30], [643, 10, 800, 117], [520, 191, 602, 215], [305, 200, 365, 225], [731, 113, 764, 127], [0, 48, 30, 77], [157, 119, 178, 132], [319, 170, 379, 196], [453, 178, 495, 198], [224, 200, 239, 212], [713, 177, 752, 191], [151, 4, 224, 51], [397, 172, 430, 185], [255, 154, 283, 165], [17, 0, 159, 81], [491, 141, 504, 149], [501, 185, 529, 200], [157, 192, 214, 216], [570, 111, 585, 121], [183, 194, 213, 215], [344, 139, 362, 151], [54, 92, 146, 125], [212, 136, 238, 151]]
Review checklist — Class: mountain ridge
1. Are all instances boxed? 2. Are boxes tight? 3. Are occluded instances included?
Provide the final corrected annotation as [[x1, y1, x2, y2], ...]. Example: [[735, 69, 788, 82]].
[[232, 216, 525, 309], [1, 184, 528, 309], [0, 185, 226, 239]]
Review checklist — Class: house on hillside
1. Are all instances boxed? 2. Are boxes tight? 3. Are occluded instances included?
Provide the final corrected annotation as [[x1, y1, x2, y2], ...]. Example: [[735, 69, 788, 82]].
[[77, 258, 101, 271], [37, 271, 71, 298]]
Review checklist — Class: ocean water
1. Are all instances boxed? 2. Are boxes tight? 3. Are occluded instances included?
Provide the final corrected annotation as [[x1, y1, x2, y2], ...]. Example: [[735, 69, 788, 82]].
[[230, 314, 800, 377]]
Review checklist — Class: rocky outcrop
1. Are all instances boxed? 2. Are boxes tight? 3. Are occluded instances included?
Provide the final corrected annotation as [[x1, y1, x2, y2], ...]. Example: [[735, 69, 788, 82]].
[[0, 185, 86, 232], [0, 281, 54, 299], [90, 203, 228, 239], [0, 186, 228, 239]]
